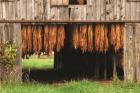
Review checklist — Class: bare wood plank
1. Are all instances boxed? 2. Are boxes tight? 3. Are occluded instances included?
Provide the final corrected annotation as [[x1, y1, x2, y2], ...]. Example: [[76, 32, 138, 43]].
[[58, 7, 69, 20], [107, 0, 114, 20], [58, 0, 63, 5], [135, 24, 140, 82], [38, 0, 44, 20], [34, 0, 44, 20], [86, 0, 96, 20], [130, 2, 137, 20], [19, 0, 27, 19], [125, 24, 135, 82], [86, 5, 93, 20], [116, 0, 121, 20], [81, 6, 86, 20], [125, 0, 131, 20], [63, 0, 69, 5], [27, 0, 34, 20], [120, 0, 125, 20], [100, 0, 105, 21], [0, 1, 2, 19], [113, 0, 117, 20], [13, 23, 22, 82], [136, 2, 140, 20], [96, 0, 101, 21], [2, 2, 9, 19], [50, 7, 59, 20], [8, 2, 15, 20], [51, 0, 58, 5], [15, 0, 20, 19], [69, 5, 82, 21], [87, 0, 93, 5], [44, 0, 50, 20]]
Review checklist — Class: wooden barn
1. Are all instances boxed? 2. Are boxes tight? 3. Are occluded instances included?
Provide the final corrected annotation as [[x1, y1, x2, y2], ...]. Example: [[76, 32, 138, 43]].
[[0, 0, 140, 82]]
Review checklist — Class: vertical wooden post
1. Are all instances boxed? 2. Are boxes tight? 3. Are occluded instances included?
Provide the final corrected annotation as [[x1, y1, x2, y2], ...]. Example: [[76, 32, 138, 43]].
[[124, 24, 138, 82], [136, 24, 140, 82], [95, 54, 100, 79], [104, 54, 107, 80], [113, 54, 117, 80], [11, 23, 22, 82]]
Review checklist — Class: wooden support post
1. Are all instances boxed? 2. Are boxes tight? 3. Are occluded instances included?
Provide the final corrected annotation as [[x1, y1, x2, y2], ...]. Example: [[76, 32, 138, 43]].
[[113, 54, 117, 80], [104, 54, 107, 80], [54, 51, 63, 70], [95, 54, 100, 79]]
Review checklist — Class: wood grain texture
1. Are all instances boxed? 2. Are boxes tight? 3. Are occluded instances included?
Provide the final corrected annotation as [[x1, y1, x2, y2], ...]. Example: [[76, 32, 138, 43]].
[[0, 0, 139, 83], [0, 0, 139, 21]]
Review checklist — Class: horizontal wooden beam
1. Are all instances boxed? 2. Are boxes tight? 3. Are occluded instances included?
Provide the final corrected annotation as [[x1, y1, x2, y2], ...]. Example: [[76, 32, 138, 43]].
[[0, 20, 140, 24]]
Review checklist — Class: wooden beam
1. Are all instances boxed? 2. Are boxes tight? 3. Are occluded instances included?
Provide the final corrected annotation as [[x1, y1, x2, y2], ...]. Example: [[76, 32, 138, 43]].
[[0, 20, 140, 23]]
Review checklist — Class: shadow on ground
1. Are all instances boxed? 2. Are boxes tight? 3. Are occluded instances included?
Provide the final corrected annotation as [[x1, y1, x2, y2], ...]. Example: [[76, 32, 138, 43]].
[[22, 68, 108, 84]]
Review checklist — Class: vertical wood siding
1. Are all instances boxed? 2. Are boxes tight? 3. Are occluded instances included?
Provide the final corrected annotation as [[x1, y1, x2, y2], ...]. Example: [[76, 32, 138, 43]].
[[0, 0, 139, 21], [0, 0, 140, 82]]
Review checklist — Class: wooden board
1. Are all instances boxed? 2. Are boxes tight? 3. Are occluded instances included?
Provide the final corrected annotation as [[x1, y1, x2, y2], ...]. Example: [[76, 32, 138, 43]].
[[0, 0, 139, 21]]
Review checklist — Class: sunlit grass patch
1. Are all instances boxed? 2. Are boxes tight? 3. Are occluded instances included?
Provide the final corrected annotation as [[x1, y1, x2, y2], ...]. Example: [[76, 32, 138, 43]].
[[1, 80, 140, 93], [22, 58, 54, 70]]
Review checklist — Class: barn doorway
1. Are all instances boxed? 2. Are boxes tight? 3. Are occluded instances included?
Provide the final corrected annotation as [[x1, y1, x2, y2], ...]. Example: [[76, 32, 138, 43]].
[[22, 23, 124, 83], [54, 24, 124, 81]]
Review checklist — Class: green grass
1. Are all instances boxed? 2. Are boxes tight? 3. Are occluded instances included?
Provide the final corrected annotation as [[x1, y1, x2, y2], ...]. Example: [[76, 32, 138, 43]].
[[1, 80, 140, 93], [5, 58, 140, 93], [22, 58, 54, 70]]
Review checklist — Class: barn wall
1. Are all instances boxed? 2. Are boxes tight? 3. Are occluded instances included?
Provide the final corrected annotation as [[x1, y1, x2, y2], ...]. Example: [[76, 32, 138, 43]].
[[0, 0, 139, 21], [0, 0, 140, 82], [124, 23, 140, 82], [0, 2, 22, 82], [0, 24, 22, 82]]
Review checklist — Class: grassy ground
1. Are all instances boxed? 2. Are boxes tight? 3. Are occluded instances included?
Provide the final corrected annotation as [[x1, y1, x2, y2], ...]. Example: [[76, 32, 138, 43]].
[[22, 58, 54, 70], [1, 58, 140, 93], [1, 80, 140, 93]]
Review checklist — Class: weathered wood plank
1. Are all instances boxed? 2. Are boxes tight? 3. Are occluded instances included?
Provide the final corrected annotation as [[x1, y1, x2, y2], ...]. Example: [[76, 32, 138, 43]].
[[86, 0, 96, 20], [58, 7, 69, 20], [69, 5, 82, 20], [125, 24, 135, 82], [130, 1, 137, 20], [12, 23, 22, 82], [135, 24, 140, 82], [58, 0, 63, 5], [44, 0, 50, 20], [34, 0, 44, 20], [50, 7, 59, 20], [125, 0, 131, 20], [51, 0, 58, 5], [81, 6, 86, 20], [120, 0, 125, 20], [100, 0, 105, 21], [96, 0, 101, 21], [63, 0, 69, 5], [116, 0, 121, 20], [19, 0, 27, 19], [87, 0, 93, 5]]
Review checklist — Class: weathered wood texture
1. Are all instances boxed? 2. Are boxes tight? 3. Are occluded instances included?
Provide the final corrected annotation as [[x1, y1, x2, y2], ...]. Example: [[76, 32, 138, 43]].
[[0, 0, 139, 21], [0, 1, 22, 82], [0, 0, 140, 82], [124, 23, 140, 82]]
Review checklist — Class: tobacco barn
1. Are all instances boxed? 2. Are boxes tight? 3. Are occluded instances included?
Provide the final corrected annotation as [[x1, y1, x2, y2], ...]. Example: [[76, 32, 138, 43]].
[[0, 0, 140, 82]]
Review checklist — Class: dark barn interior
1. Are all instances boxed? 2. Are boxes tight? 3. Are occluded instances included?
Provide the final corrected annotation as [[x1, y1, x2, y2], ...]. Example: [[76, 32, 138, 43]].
[[54, 24, 124, 81], [22, 23, 124, 83]]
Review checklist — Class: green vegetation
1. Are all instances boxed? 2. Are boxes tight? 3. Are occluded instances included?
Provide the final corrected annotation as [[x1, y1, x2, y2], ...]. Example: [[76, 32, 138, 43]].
[[0, 80, 140, 93], [0, 42, 17, 81], [1, 55, 140, 93], [22, 58, 54, 70]]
